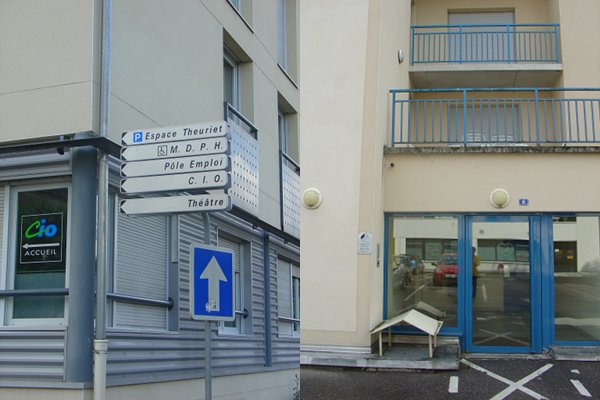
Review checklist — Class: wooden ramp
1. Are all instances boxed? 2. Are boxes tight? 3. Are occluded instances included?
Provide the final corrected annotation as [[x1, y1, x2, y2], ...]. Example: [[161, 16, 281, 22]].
[[370, 309, 443, 358]]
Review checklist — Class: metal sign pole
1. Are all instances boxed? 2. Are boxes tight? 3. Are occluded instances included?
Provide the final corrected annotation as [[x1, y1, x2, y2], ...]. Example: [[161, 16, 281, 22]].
[[203, 213, 212, 400], [205, 320, 212, 400]]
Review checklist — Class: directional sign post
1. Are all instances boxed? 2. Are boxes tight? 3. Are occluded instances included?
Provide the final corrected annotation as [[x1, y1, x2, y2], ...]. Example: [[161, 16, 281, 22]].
[[190, 244, 235, 321], [120, 193, 231, 216], [119, 121, 232, 218], [189, 244, 236, 400]]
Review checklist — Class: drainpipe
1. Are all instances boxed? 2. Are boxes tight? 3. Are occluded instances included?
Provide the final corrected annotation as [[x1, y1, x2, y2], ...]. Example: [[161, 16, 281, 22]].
[[95, 0, 112, 399]]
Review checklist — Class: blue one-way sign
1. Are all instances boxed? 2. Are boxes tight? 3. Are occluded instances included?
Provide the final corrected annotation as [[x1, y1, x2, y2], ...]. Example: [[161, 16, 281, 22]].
[[190, 244, 235, 321]]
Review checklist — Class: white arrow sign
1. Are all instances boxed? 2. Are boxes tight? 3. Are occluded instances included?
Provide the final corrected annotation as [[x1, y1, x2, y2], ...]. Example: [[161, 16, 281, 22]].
[[122, 120, 229, 146], [121, 137, 229, 162], [200, 257, 228, 312], [119, 193, 231, 215], [121, 154, 229, 178], [22, 243, 60, 249], [120, 171, 230, 194]]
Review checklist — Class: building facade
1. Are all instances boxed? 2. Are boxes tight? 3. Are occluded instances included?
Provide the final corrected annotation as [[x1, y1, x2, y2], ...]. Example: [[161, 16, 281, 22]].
[[300, 0, 600, 358], [0, 1, 300, 399]]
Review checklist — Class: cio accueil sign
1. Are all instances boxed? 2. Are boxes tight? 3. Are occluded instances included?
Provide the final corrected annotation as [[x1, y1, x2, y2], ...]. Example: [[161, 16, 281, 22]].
[[20, 213, 64, 264]]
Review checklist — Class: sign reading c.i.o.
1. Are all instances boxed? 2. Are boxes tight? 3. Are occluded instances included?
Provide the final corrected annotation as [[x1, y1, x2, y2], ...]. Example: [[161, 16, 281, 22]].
[[20, 213, 64, 264]]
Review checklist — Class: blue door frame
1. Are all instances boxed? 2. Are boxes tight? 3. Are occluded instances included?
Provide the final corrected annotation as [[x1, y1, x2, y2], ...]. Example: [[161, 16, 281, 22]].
[[464, 215, 544, 353], [383, 213, 598, 353]]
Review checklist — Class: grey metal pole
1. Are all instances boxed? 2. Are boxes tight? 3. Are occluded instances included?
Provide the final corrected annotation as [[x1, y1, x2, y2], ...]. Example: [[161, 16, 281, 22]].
[[65, 143, 97, 383], [203, 213, 212, 400], [205, 321, 212, 400], [95, 0, 111, 399]]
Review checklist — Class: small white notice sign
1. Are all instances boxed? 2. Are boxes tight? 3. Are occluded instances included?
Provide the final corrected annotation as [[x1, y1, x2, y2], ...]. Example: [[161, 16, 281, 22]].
[[358, 232, 373, 255]]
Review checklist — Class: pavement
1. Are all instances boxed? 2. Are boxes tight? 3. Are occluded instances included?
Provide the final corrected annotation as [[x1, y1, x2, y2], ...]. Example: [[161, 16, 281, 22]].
[[300, 357, 600, 399]]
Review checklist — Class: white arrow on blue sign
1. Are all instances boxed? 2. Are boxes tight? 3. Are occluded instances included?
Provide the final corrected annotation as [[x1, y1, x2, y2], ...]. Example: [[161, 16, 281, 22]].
[[190, 244, 235, 321]]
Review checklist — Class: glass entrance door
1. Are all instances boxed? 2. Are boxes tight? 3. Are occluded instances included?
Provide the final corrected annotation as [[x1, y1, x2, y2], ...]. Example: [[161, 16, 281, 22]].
[[466, 216, 541, 352]]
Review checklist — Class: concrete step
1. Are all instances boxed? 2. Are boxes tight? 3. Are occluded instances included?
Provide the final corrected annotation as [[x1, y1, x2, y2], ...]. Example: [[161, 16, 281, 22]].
[[301, 341, 460, 371]]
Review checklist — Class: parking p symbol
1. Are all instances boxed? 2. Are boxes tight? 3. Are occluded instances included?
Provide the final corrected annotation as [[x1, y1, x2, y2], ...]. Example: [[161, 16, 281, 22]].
[[133, 131, 143, 143]]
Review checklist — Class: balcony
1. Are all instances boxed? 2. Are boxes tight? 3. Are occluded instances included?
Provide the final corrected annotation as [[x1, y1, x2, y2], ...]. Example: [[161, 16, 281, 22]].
[[226, 103, 300, 239], [409, 24, 562, 88], [226, 103, 259, 216], [390, 88, 600, 147], [280, 152, 300, 239]]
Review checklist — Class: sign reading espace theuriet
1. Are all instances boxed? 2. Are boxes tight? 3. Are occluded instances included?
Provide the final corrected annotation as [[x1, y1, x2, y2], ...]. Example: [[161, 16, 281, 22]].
[[119, 121, 232, 215], [121, 121, 228, 146]]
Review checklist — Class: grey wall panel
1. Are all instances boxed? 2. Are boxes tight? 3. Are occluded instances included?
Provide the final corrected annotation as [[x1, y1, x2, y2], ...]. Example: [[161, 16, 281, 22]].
[[105, 211, 300, 385], [270, 239, 300, 367], [0, 330, 65, 381]]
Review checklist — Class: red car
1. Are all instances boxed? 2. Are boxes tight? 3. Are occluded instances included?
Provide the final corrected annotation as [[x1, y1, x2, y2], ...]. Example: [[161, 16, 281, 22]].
[[433, 253, 458, 286]]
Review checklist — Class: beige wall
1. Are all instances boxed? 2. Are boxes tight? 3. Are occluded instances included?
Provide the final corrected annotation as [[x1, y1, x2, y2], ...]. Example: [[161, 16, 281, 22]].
[[300, 0, 368, 340], [0, 0, 100, 141], [555, 0, 600, 87], [110, 0, 298, 227], [384, 152, 600, 213], [300, 0, 411, 348]]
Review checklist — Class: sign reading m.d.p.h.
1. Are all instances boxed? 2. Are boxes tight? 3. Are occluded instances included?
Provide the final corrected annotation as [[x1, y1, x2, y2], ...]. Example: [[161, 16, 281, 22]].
[[190, 244, 235, 321]]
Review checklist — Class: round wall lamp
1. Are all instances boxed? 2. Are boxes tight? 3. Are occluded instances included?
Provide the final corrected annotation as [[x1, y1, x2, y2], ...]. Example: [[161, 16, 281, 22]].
[[302, 188, 322, 209], [490, 188, 510, 208], [397, 49, 405, 64]]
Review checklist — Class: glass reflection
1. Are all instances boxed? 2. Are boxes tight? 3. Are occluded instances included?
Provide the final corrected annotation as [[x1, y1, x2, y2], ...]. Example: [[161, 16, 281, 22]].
[[387, 216, 458, 327], [471, 221, 530, 347], [554, 216, 600, 341]]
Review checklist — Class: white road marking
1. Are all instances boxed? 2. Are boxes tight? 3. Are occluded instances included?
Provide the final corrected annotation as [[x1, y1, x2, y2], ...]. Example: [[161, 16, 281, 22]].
[[571, 369, 580, 374], [571, 380, 592, 397], [448, 376, 459, 393], [482, 283, 488, 302], [490, 364, 553, 400], [403, 284, 426, 301], [461, 359, 551, 400]]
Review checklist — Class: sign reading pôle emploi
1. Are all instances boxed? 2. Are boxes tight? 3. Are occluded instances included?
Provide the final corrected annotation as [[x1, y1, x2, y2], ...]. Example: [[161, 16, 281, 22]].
[[20, 213, 64, 264]]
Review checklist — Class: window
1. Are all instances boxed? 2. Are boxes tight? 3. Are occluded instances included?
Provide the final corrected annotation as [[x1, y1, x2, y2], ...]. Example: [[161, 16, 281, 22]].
[[111, 197, 171, 331], [448, 11, 515, 62], [223, 49, 240, 110], [218, 233, 251, 335], [277, 258, 300, 336], [7, 186, 70, 323], [277, 0, 288, 69], [387, 216, 459, 327], [278, 97, 299, 163], [276, 0, 298, 79], [554, 216, 600, 341], [227, 0, 252, 25], [448, 102, 521, 143]]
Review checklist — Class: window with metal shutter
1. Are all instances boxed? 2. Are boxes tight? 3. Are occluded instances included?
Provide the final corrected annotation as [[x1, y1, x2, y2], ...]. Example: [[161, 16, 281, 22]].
[[448, 11, 515, 26], [218, 236, 243, 333], [0, 186, 4, 321], [448, 11, 515, 62], [113, 213, 168, 330], [277, 259, 292, 336]]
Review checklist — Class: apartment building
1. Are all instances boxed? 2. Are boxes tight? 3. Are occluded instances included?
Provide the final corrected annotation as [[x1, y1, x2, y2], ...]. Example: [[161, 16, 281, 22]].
[[300, 0, 600, 359], [0, 1, 300, 399]]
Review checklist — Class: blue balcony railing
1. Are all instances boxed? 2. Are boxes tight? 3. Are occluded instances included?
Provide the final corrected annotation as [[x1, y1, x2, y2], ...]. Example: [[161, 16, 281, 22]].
[[390, 88, 600, 146], [411, 24, 560, 64]]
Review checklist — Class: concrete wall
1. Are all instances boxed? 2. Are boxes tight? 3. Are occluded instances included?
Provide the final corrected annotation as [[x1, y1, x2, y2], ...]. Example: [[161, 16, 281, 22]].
[[555, 0, 600, 87], [0, 0, 100, 141], [384, 152, 600, 213], [300, 0, 411, 349], [110, 0, 299, 228], [0, 368, 300, 400]]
